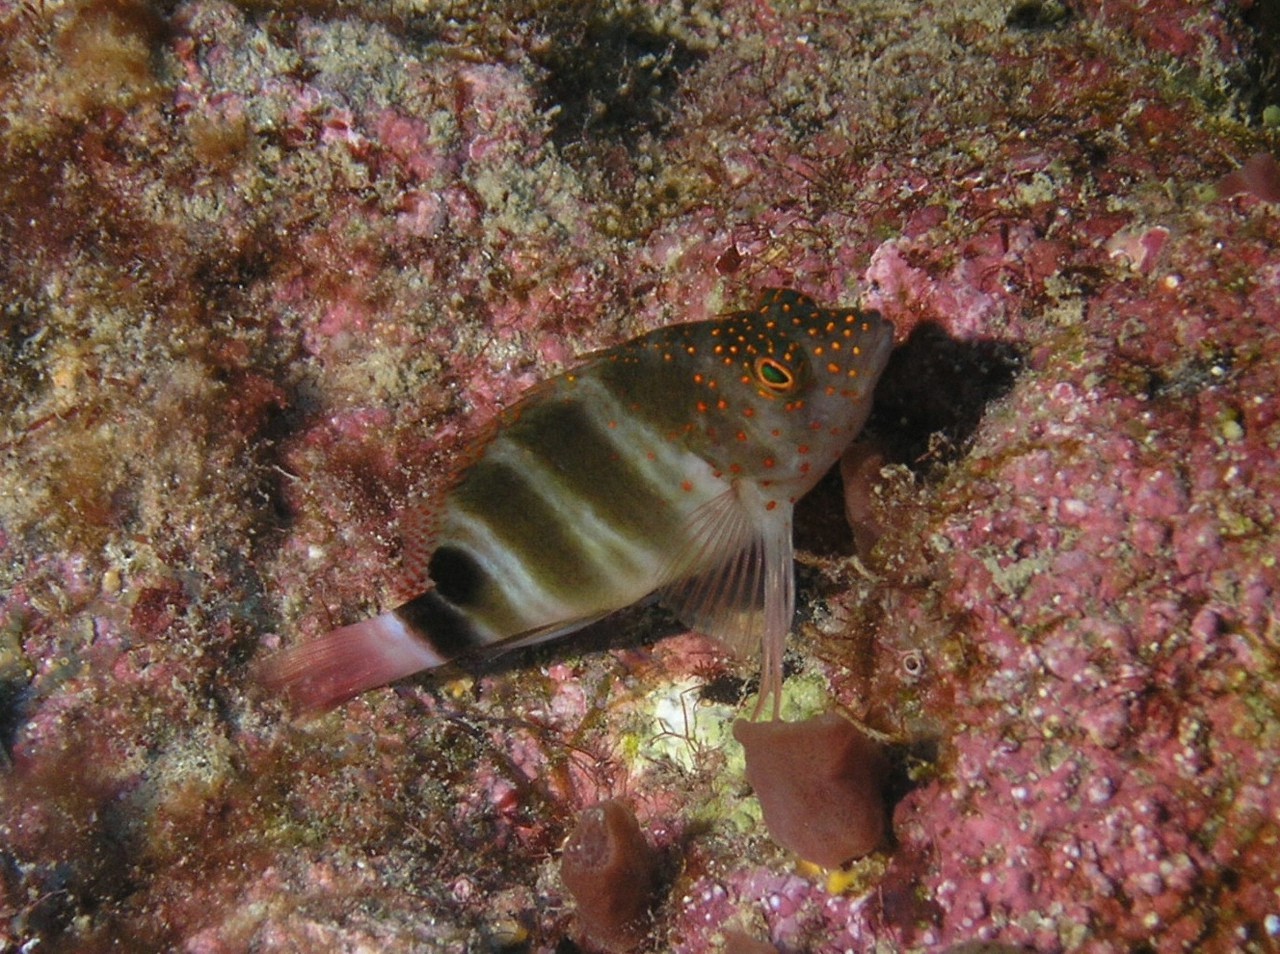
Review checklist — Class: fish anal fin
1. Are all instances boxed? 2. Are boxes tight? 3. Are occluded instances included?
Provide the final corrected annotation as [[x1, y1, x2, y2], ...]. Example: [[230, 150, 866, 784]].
[[478, 611, 613, 657]]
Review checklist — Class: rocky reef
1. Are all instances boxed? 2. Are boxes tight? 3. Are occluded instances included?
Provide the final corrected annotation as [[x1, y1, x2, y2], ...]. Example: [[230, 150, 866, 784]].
[[1, 0, 1278, 951]]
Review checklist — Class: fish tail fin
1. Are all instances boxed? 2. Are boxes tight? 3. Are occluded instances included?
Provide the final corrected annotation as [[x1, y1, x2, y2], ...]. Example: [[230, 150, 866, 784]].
[[259, 608, 448, 714]]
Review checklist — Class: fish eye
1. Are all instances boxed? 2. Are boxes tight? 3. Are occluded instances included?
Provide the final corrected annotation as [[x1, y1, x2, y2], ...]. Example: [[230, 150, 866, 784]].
[[753, 356, 796, 394]]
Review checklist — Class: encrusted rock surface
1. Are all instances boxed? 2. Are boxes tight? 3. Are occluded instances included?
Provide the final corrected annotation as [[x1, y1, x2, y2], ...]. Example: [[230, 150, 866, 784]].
[[2, 0, 1277, 950]]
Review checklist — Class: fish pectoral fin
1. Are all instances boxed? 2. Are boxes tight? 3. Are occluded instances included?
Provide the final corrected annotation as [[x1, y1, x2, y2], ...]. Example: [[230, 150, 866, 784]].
[[656, 484, 794, 709]]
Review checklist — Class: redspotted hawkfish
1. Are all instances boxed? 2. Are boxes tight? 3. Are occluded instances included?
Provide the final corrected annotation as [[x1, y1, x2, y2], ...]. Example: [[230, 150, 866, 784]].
[[264, 289, 894, 716]]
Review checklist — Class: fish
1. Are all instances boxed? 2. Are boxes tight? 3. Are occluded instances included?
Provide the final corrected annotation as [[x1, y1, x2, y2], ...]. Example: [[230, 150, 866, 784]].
[[262, 288, 895, 715]]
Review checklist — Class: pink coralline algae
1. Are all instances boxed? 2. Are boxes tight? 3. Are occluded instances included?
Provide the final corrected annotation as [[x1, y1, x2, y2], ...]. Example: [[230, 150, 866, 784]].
[[1, 0, 1279, 951]]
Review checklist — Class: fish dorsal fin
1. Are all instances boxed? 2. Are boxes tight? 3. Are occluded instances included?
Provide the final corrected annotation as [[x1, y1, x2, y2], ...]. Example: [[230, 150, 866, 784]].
[[656, 482, 795, 714], [757, 287, 817, 311], [395, 500, 437, 599]]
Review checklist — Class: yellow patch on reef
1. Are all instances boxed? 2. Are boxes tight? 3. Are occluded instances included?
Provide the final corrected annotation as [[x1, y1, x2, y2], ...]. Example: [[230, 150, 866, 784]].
[[745, 669, 830, 722], [824, 866, 862, 894], [635, 678, 737, 773], [442, 676, 475, 700], [794, 858, 824, 879], [793, 856, 890, 895]]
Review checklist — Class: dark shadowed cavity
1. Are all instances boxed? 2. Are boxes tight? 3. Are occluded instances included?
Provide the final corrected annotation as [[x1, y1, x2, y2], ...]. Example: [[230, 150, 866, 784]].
[[534, 6, 706, 149], [1004, 0, 1073, 31], [1243, 0, 1280, 120], [863, 322, 1022, 474]]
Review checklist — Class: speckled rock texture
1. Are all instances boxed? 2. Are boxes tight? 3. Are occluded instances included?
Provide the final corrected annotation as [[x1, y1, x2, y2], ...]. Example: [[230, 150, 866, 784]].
[[1, 0, 1278, 951]]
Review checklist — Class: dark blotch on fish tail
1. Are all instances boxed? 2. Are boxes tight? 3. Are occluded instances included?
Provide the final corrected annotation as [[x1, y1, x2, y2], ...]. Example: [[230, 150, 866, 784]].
[[395, 589, 486, 660]]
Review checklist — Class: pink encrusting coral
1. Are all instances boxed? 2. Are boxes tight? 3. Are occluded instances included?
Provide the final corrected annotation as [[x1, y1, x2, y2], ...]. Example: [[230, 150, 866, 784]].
[[1, 0, 1279, 951]]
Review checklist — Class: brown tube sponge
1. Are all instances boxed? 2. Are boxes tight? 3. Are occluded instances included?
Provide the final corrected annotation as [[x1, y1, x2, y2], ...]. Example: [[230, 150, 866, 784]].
[[560, 799, 659, 951], [733, 713, 888, 867]]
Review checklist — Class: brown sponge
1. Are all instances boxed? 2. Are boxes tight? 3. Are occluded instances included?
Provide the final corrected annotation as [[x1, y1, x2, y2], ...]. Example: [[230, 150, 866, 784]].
[[733, 713, 888, 867], [560, 799, 659, 951]]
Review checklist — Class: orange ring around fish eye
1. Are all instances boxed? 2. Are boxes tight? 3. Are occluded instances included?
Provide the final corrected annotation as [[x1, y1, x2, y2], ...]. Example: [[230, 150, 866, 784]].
[[754, 356, 796, 394]]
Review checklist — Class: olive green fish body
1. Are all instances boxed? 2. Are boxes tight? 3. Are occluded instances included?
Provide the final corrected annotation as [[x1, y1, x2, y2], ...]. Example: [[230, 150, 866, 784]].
[[264, 289, 894, 712]]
